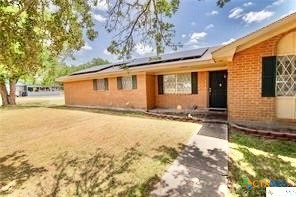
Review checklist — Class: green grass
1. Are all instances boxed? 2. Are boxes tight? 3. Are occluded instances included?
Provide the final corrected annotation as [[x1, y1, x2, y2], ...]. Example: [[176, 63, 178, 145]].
[[229, 130, 296, 197]]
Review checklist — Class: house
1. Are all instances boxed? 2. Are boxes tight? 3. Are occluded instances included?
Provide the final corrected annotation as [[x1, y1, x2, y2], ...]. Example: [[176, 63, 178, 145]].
[[10, 82, 63, 97], [57, 12, 296, 122]]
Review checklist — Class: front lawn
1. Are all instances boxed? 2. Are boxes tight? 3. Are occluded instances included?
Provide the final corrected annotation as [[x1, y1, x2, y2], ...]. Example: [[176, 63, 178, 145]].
[[229, 130, 296, 197], [0, 106, 198, 196]]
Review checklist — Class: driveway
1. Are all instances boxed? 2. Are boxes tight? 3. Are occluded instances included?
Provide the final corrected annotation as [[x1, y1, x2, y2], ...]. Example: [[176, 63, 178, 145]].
[[151, 123, 228, 197]]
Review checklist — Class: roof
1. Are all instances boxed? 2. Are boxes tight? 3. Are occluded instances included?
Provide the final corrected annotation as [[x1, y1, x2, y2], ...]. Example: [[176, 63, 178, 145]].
[[212, 12, 296, 61], [57, 12, 296, 82], [68, 46, 218, 77], [128, 47, 209, 67], [71, 62, 129, 75]]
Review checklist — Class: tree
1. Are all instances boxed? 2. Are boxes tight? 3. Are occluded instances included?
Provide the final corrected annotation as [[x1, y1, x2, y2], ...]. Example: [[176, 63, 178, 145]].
[[0, 0, 97, 106], [0, 0, 230, 106], [104, 0, 230, 58], [24, 57, 109, 86]]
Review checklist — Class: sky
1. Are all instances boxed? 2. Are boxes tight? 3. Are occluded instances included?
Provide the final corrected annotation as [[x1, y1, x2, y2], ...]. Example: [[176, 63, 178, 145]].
[[68, 0, 296, 65]]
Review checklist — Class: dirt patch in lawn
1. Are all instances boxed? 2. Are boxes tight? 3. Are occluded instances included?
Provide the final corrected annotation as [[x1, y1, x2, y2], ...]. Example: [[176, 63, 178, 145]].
[[0, 107, 198, 196]]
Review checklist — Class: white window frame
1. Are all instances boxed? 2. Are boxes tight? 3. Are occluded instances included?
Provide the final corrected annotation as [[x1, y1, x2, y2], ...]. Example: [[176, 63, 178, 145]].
[[276, 55, 296, 96], [163, 73, 191, 94]]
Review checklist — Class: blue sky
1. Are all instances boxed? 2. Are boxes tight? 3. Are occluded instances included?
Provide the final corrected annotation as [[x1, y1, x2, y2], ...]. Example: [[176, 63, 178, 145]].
[[68, 0, 296, 65]]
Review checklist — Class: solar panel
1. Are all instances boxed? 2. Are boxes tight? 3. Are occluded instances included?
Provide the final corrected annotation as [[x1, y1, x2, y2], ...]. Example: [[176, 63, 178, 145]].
[[71, 61, 128, 75], [128, 47, 209, 67]]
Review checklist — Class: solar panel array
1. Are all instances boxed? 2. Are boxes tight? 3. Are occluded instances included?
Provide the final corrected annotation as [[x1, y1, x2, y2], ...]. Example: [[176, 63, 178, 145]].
[[127, 47, 208, 67], [71, 47, 210, 76], [71, 62, 128, 75]]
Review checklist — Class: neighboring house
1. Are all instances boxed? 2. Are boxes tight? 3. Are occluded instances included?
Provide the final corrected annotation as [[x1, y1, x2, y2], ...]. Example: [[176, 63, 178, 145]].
[[57, 13, 296, 122], [10, 82, 63, 97]]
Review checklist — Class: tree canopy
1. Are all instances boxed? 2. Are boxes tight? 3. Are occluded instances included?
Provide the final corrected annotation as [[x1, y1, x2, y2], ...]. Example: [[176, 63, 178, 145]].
[[25, 57, 109, 86], [0, 0, 98, 105], [0, 0, 230, 105]]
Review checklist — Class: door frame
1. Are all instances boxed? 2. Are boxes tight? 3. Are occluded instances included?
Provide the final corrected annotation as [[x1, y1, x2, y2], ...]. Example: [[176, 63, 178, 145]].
[[208, 70, 228, 109]]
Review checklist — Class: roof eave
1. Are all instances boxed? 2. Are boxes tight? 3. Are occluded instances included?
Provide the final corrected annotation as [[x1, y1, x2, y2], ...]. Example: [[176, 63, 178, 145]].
[[212, 12, 296, 61], [56, 58, 216, 83]]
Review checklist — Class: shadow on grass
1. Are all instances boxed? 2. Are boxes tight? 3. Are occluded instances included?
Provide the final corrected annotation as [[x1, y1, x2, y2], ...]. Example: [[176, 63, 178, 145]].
[[151, 142, 228, 197], [229, 131, 296, 197], [0, 102, 63, 111], [48, 105, 151, 119], [0, 151, 47, 195], [0, 140, 229, 196], [230, 131, 296, 158], [33, 144, 176, 197]]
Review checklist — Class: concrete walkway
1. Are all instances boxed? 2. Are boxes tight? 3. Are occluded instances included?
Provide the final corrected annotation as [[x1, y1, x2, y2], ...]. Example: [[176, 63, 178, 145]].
[[151, 123, 228, 197]]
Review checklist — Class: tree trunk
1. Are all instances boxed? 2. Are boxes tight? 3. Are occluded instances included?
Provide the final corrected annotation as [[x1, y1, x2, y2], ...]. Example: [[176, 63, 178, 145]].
[[0, 80, 9, 106], [8, 79, 17, 105]]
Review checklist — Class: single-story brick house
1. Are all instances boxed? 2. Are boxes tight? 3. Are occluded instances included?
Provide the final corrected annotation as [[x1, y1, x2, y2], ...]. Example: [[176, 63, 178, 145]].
[[57, 13, 296, 122]]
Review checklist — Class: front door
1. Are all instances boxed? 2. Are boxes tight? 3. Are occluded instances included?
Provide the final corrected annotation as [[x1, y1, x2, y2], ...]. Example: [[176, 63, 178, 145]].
[[209, 70, 227, 108]]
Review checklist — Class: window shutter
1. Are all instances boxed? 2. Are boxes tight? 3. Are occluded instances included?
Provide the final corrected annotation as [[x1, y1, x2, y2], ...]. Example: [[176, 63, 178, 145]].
[[104, 78, 109, 90], [158, 75, 164, 95], [117, 77, 122, 89], [93, 79, 97, 90], [262, 56, 276, 97], [191, 72, 198, 94], [132, 75, 137, 89]]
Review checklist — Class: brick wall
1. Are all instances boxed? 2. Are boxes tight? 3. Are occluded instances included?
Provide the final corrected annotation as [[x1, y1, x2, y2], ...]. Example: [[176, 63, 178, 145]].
[[155, 71, 209, 109], [64, 73, 148, 110], [228, 34, 284, 121]]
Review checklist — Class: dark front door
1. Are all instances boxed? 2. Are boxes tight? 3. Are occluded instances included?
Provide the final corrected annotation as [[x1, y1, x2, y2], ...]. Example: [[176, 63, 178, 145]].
[[209, 70, 227, 108]]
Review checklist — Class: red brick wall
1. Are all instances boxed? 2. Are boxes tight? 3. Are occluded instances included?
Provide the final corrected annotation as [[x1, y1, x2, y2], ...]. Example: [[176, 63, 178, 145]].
[[64, 73, 148, 110], [228, 35, 283, 121], [155, 71, 209, 109]]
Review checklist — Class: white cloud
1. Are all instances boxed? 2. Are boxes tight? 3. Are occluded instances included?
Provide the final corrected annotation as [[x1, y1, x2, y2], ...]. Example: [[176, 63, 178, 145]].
[[205, 24, 214, 30], [93, 14, 107, 22], [181, 34, 187, 38], [103, 49, 111, 55], [92, 0, 108, 11], [229, 7, 244, 19], [207, 10, 219, 16], [243, 2, 253, 7], [135, 43, 153, 55], [221, 38, 236, 45], [242, 10, 274, 23], [81, 42, 92, 50], [187, 32, 207, 45], [272, 0, 284, 6], [103, 49, 119, 62]]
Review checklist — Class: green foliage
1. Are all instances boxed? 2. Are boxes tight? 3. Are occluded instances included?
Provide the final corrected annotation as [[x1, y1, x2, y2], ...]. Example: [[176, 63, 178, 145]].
[[229, 131, 296, 197], [105, 0, 180, 59], [0, 0, 97, 81], [71, 57, 109, 73], [22, 57, 109, 86]]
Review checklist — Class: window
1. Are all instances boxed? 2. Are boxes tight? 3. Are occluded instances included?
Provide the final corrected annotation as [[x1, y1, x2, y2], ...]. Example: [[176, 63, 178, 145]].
[[93, 78, 108, 91], [163, 73, 191, 94], [276, 55, 296, 96], [117, 75, 137, 90], [122, 76, 133, 89]]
